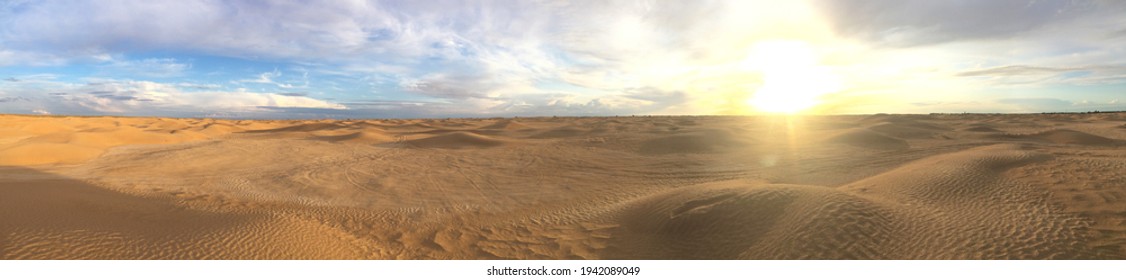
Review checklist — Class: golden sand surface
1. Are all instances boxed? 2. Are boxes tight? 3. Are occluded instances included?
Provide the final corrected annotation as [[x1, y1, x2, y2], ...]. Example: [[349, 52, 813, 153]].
[[1, 113, 1125, 259]]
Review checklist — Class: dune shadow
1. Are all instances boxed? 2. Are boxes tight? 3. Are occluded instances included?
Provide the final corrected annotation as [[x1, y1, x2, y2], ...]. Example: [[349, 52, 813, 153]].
[[0, 166, 363, 259], [0, 166, 248, 259]]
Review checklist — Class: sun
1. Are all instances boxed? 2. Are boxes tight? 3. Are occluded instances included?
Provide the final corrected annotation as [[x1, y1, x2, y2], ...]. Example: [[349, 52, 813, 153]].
[[743, 40, 841, 114]]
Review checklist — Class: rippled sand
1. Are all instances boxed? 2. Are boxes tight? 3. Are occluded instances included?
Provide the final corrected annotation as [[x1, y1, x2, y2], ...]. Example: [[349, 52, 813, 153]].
[[1, 113, 1125, 259]]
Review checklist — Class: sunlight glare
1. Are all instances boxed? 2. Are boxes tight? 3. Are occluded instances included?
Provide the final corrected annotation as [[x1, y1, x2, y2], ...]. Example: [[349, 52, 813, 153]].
[[743, 40, 841, 114]]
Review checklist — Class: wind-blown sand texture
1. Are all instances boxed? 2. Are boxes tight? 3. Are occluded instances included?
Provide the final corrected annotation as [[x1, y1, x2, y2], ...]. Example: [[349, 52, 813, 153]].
[[2, 113, 1125, 259]]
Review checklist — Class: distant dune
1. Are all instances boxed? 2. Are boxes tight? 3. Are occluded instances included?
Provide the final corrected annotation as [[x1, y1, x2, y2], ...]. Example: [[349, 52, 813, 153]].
[[1, 113, 1125, 259]]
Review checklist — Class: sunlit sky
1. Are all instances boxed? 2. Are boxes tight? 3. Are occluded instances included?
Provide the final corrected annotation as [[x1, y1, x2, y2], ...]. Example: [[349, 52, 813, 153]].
[[2, 0, 1125, 118]]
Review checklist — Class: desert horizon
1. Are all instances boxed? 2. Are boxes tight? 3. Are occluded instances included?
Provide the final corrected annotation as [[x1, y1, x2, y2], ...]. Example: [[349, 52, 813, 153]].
[[2, 112, 1124, 259], [4, 0, 1126, 267]]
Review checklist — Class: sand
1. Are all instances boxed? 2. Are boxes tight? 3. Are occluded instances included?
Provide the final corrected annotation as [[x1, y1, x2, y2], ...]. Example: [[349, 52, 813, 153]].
[[1, 113, 1125, 259]]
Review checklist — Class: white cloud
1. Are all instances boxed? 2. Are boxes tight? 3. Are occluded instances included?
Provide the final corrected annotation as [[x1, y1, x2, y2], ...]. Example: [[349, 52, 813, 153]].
[[0, 79, 344, 116], [812, 0, 1121, 47], [0, 49, 69, 67], [3, 1, 1126, 116], [234, 69, 297, 89], [0, 1, 836, 115], [1, 0, 466, 62], [101, 58, 192, 77]]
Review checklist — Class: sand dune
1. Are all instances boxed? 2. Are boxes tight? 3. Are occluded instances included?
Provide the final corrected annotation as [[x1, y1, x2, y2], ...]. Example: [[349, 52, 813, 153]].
[[0, 170, 367, 259], [1023, 129, 1122, 145], [868, 121, 947, 139], [480, 119, 534, 131], [963, 125, 1003, 132], [826, 128, 910, 150], [245, 122, 351, 133], [193, 122, 246, 135], [638, 129, 747, 155], [0, 116, 211, 165], [402, 131, 508, 149], [529, 127, 589, 139], [0, 143, 105, 165], [606, 144, 1098, 259], [312, 131, 395, 144], [2, 113, 1126, 259]]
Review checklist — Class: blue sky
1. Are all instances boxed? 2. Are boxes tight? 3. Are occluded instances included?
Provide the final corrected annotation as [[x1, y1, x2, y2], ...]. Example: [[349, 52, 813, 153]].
[[1, 0, 1125, 118]]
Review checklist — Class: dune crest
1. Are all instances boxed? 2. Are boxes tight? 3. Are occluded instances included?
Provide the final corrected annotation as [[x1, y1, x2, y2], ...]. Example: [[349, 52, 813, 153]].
[[313, 131, 395, 144], [480, 119, 533, 130], [996, 129, 1122, 146], [0, 116, 215, 166], [826, 128, 909, 150], [637, 129, 748, 155], [403, 131, 507, 149]]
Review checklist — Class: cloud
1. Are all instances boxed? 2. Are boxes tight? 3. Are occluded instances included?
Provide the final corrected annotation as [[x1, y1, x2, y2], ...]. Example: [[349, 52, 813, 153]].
[[3, 1, 1124, 117], [812, 0, 1120, 47], [233, 69, 307, 90], [0, 1, 818, 116], [0, 48, 71, 66], [0, 79, 344, 116], [480, 87, 689, 116], [956, 64, 1126, 86], [174, 82, 222, 90], [899, 97, 1126, 114], [398, 73, 513, 100], [996, 97, 1073, 110], [957, 65, 1080, 77], [101, 58, 192, 77], [0, 96, 30, 103], [3, 74, 58, 83], [1, 0, 481, 62]]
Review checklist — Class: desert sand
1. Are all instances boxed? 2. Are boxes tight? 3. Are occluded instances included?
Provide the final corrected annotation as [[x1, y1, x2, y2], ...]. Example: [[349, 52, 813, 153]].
[[1, 113, 1125, 259]]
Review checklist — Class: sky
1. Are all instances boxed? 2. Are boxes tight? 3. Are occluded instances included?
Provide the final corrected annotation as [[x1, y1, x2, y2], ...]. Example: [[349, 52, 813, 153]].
[[1, 0, 1125, 118]]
